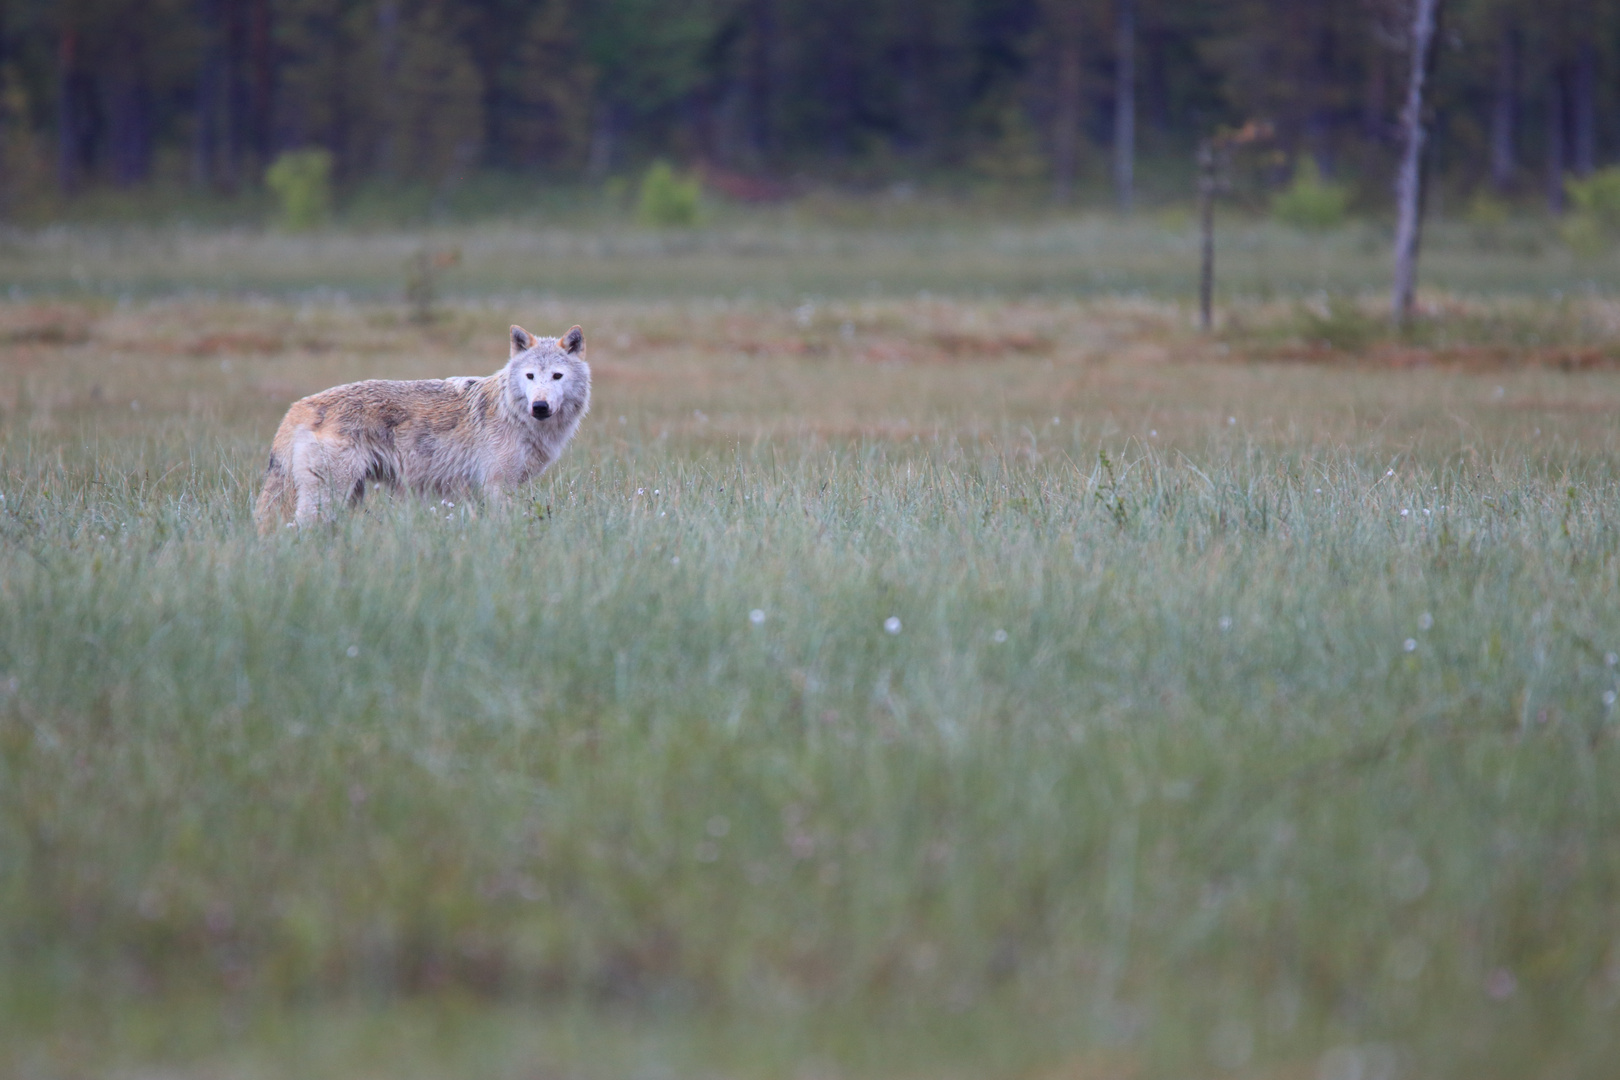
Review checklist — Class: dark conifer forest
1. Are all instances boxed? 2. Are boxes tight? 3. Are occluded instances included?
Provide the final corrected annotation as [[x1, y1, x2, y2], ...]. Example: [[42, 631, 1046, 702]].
[[0, 1, 1612, 208]]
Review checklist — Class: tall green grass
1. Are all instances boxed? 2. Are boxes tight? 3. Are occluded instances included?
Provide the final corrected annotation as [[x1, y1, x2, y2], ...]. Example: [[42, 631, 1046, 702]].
[[3, 418, 1619, 1077]]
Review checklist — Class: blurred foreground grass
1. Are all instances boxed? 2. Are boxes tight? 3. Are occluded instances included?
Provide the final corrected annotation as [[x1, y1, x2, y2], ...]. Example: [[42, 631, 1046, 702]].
[[2, 295, 1619, 1079]]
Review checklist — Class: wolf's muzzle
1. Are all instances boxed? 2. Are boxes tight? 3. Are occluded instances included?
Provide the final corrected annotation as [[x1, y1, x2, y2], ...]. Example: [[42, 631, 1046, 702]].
[[531, 402, 552, 419]]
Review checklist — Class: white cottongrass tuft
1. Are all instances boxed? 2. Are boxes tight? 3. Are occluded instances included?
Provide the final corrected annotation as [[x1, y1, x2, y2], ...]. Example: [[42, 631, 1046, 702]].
[[749, 609, 766, 626], [346, 645, 360, 658], [884, 616, 902, 635], [1218, 616, 1233, 631], [992, 629, 1008, 644], [1403, 638, 1417, 653], [1604, 691, 1617, 707]]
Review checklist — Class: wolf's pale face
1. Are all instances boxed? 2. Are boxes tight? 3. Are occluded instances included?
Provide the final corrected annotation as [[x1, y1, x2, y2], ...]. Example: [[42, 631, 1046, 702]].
[[506, 325, 588, 421]]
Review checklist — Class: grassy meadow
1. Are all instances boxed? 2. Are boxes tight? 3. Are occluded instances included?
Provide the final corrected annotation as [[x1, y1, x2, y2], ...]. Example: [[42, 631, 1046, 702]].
[[2, 214, 1620, 1080]]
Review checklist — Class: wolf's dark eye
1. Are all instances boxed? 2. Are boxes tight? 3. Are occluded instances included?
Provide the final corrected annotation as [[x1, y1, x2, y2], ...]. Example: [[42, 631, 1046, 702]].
[[526, 373, 534, 380], [552, 372, 563, 380]]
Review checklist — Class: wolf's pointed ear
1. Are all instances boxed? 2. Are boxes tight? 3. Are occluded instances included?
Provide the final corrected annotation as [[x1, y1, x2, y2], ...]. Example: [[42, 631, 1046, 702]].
[[559, 325, 584, 355], [510, 325, 536, 357]]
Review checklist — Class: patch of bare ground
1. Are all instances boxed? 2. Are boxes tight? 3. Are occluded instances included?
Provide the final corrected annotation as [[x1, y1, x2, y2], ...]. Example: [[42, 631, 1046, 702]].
[[1250, 342, 1620, 372], [5, 294, 1620, 455]]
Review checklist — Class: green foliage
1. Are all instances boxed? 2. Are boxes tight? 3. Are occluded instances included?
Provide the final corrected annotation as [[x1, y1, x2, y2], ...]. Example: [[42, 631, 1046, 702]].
[[1293, 293, 1379, 349], [1566, 167, 1620, 228], [264, 149, 333, 231], [404, 247, 461, 324], [1271, 159, 1349, 231], [636, 160, 701, 227], [1466, 191, 1512, 227], [1561, 168, 1620, 257]]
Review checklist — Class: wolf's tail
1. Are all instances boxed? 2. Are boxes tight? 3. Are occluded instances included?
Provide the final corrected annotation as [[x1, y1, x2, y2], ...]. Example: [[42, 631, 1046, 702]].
[[253, 445, 293, 535]]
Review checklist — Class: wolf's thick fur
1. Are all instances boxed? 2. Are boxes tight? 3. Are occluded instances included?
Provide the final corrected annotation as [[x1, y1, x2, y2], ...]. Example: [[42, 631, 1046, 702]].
[[254, 324, 590, 532]]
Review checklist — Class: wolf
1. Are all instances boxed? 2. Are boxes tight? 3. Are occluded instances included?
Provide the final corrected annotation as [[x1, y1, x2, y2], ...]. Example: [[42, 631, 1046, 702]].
[[254, 324, 589, 532]]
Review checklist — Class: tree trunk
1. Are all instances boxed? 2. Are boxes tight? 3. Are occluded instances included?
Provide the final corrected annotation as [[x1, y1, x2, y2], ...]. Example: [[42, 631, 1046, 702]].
[[1546, 69, 1566, 213], [896, 0, 936, 157], [57, 23, 81, 193], [108, 71, 151, 187], [1573, 40, 1595, 177], [193, 0, 221, 188], [1197, 140, 1215, 332], [1363, 33, 1386, 142], [747, 0, 776, 162], [248, 0, 273, 166], [1113, 0, 1135, 213], [217, 0, 243, 191], [1049, 2, 1083, 204], [1391, 0, 1441, 327], [822, 1, 858, 160], [586, 100, 617, 179], [1490, 20, 1516, 191]]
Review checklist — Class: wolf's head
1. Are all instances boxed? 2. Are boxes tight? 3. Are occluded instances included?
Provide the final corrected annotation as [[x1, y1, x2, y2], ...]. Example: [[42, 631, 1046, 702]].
[[506, 325, 591, 422]]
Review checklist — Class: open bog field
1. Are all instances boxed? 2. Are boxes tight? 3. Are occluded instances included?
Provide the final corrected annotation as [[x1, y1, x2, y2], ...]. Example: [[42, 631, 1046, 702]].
[[4, 211, 1620, 302], [2, 221, 1620, 1080]]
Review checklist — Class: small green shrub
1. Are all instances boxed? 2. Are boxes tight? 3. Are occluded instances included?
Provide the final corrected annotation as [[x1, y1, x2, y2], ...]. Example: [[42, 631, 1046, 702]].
[[1465, 191, 1511, 227], [1272, 159, 1349, 231], [636, 160, 700, 227], [265, 149, 333, 231], [1561, 167, 1620, 257], [1295, 294, 1378, 350]]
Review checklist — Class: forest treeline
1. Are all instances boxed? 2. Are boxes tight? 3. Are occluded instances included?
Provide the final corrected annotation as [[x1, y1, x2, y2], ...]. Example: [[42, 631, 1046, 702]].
[[0, 0, 1614, 209]]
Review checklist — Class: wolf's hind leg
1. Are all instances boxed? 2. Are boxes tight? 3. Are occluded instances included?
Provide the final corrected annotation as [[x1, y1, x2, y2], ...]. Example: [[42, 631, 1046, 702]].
[[292, 471, 327, 527], [289, 434, 357, 527]]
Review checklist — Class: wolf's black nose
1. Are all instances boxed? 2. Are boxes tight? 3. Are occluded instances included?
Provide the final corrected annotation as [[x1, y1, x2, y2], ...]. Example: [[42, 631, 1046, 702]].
[[532, 402, 552, 419]]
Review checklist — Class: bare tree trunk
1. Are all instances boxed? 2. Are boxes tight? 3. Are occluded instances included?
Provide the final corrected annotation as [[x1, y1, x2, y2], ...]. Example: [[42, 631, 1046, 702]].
[[747, 0, 776, 163], [896, 0, 935, 157], [1049, 2, 1083, 204], [1363, 34, 1386, 142], [1113, 0, 1135, 213], [1391, 0, 1441, 327], [107, 72, 151, 187], [56, 23, 81, 193], [0, 9, 7, 212], [193, 0, 221, 188], [1546, 69, 1566, 212], [586, 100, 617, 180], [1573, 40, 1595, 177], [824, 5, 858, 160], [248, 0, 273, 167], [1490, 20, 1516, 191], [1197, 140, 1215, 332]]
